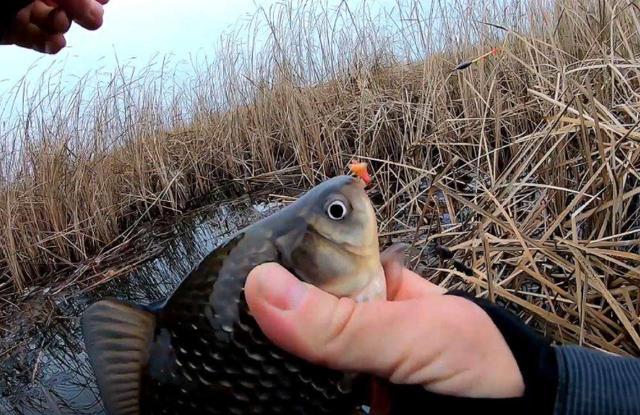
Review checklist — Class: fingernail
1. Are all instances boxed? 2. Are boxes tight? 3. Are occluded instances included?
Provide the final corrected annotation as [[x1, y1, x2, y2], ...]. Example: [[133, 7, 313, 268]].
[[252, 264, 308, 310]]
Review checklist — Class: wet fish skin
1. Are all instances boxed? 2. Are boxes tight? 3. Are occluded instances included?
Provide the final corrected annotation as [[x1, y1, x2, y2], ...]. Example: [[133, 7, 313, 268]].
[[82, 175, 383, 415], [138, 234, 355, 414]]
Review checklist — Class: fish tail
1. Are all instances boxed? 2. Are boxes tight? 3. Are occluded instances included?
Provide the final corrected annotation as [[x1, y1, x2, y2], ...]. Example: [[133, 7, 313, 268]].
[[81, 299, 156, 415]]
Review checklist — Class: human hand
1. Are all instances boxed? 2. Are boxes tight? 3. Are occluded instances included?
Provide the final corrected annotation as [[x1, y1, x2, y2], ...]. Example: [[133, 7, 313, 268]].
[[244, 249, 525, 399], [1, 0, 108, 54]]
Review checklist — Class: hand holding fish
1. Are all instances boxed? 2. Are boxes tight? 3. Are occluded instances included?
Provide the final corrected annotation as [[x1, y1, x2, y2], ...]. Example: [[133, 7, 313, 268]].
[[246, 261, 524, 397], [0, 0, 107, 53], [246, 254, 560, 413]]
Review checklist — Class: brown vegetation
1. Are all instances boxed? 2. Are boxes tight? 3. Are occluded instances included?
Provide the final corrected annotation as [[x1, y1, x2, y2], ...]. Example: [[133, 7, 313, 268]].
[[1, 0, 640, 354]]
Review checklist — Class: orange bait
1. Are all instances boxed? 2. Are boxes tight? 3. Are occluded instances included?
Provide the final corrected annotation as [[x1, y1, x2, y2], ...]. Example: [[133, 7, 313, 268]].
[[349, 162, 371, 185]]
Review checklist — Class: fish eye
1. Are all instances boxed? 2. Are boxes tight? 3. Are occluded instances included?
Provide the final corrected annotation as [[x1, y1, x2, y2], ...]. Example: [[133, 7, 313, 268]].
[[326, 200, 347, 221]]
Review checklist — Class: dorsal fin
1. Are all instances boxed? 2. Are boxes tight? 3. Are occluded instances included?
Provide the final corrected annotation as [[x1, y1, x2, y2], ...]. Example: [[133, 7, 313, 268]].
[[81, 299, 156, 415]]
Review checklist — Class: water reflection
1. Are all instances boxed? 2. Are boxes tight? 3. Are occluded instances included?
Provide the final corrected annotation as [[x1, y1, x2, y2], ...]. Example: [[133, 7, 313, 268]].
[[0, 200, 277, 415]]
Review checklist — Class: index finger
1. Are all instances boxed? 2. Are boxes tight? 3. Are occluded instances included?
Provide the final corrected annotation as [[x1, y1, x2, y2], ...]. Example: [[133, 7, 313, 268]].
[[52, 0, 105, 30]]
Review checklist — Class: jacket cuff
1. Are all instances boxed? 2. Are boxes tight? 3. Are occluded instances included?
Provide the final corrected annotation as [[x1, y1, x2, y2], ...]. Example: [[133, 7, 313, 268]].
[[445, 290, 558, 414], [554, 345, 640, 415]]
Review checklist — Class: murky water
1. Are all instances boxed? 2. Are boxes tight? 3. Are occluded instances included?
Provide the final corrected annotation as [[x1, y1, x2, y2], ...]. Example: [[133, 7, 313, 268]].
[[0, 199, 280, 415]]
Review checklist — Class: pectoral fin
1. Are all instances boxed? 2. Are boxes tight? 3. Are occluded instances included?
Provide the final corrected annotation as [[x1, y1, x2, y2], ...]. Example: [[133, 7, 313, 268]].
[[380, 243, 408, 300], [81, 299, 156, 415]]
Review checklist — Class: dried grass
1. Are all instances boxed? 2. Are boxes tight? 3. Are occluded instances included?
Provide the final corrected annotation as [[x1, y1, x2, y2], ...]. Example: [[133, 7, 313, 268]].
[[1, 0, 640, 354]]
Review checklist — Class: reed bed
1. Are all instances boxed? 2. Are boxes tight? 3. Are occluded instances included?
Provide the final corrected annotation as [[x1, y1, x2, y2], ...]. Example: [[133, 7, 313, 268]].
[[1, 0, 640, 355]]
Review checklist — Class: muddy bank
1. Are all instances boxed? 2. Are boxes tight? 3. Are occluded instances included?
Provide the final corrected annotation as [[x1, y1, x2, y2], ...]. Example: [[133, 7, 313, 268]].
[[0, 199, 279, 415]]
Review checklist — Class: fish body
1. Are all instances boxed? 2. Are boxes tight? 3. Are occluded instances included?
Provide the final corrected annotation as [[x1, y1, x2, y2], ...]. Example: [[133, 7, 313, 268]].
[[82, 175, 386, 415]]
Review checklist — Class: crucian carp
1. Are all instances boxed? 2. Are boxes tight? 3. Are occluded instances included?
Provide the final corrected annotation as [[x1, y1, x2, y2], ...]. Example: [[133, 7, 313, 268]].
[[82, 167, 391, 415]]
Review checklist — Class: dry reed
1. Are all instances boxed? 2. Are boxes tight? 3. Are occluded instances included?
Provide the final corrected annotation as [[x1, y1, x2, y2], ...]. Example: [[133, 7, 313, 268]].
[[1, 0, 640, 355]]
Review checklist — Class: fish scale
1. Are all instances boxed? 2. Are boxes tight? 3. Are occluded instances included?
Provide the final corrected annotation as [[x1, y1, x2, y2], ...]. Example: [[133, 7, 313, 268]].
[[138, 229, 356, 414], [82, 175, 382, 415]]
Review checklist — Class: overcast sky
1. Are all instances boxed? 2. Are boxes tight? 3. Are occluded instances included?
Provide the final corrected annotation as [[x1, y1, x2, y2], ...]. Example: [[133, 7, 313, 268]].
[[0, 0, 406, 114], [0, 0, 313, 92]]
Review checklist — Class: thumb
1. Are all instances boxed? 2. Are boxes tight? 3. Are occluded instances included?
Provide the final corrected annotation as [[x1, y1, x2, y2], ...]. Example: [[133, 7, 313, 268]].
[[245, 262, 444, 384]]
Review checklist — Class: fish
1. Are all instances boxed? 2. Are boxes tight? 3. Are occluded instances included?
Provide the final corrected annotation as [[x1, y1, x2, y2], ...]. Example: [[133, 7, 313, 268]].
[[81, 173, 390, 415]]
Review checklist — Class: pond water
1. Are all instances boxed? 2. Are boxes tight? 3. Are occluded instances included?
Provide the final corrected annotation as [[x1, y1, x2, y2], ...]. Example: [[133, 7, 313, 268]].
[[0, 199, 279, 415]]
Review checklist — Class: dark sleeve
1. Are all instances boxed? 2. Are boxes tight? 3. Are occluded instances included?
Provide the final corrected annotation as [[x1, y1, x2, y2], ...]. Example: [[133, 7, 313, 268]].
[[554, 345, 640, 415], [379, 290, 558, 414], [445, 290, 558, 414], [393, 289, 640, 415]]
